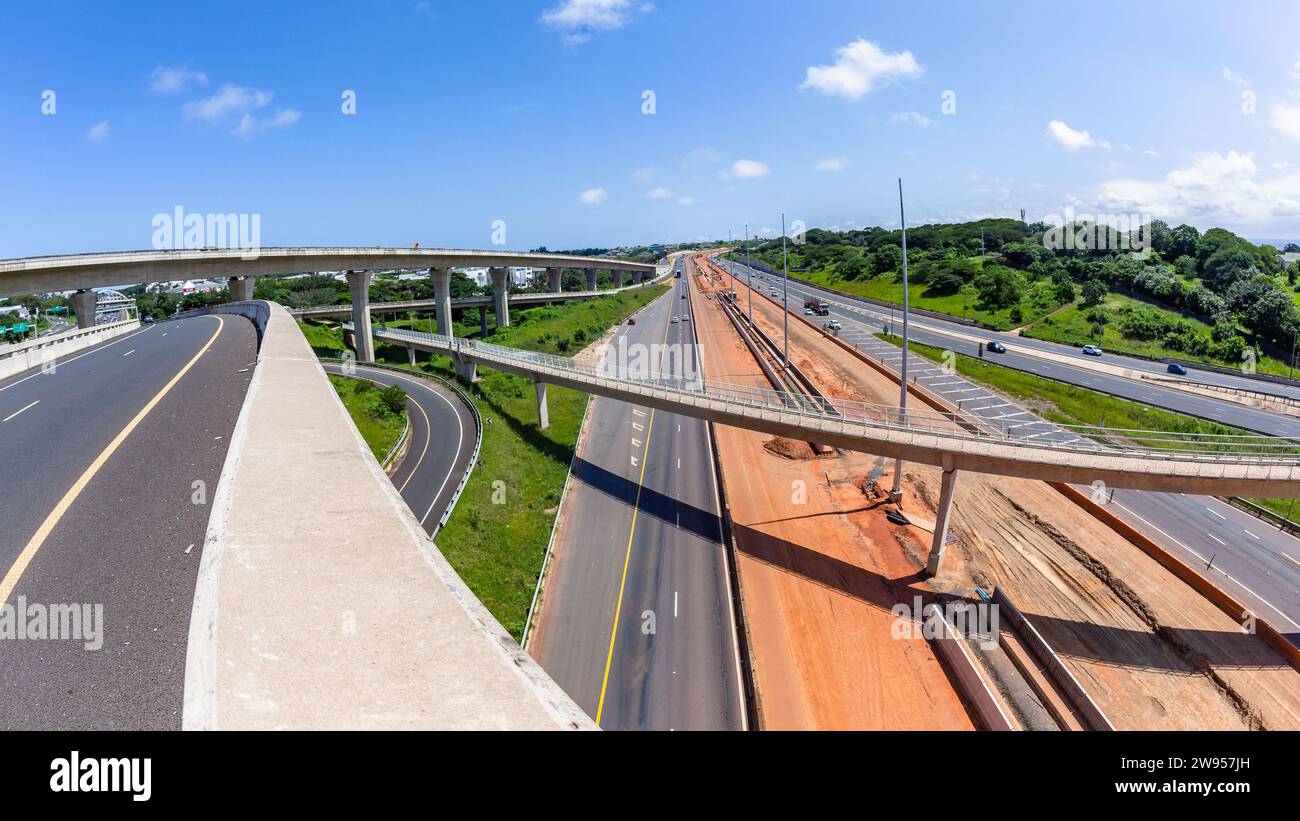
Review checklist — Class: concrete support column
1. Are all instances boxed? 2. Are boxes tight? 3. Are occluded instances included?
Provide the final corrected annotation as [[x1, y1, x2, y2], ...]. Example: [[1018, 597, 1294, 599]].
[[547, 267, 563, 294], [490, 266, 511, 328], [535, 381, 549, 430], [228, 276, 254, 302], [407, 346, 417, 366], [346, 270, 374, 362], [610, 269, 624, 289], [923, 456, 960, 578], [429, 267, 453, 336], [453, 354, 478, 383], [71, 289, 97, 329], [632, 271, 644, 286], [480, 309, 489, 336], [585, 268, 597, 291]]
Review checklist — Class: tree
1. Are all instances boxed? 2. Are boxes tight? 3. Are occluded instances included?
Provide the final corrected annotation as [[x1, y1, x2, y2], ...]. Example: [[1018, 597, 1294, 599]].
[[1170, 224, 1201, 259], [1081, 279, 1108, 305], [973, 265, 1026, 310], [1204, 245, 1259, 292], [869, 244, 903, 277]]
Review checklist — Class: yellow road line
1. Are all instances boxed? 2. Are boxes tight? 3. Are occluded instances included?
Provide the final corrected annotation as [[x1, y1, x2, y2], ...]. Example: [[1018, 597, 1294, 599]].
[[0, 316, 225, 606], [595, 407, 656, 726], [594, 294, 675, 726]]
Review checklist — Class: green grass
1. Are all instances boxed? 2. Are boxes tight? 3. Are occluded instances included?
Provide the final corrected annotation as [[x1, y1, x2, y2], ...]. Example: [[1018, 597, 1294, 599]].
[[876, 332, 1296, 519], [1020, 292, 1294, 376], [328, 374, 408, 462], [748, 264, 1059, 330], [300, 289, 659, 638]]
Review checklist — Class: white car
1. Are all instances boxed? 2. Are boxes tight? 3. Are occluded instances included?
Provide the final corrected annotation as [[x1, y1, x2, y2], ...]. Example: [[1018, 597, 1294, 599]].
[[827, 319, 842, 330], [681, 315, 690, 322], [803, 307, 814, 315], [671, 316, 680, 323]]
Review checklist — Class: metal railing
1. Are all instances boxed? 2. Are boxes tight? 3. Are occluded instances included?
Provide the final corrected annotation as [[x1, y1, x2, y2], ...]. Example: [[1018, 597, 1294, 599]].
[[366, 325, 1300, 464]]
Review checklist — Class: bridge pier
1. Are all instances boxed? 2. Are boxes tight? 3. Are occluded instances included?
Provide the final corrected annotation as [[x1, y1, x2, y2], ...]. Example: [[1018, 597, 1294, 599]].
[[535, 381, 549, 430], [923, 456, 960, 578], [631, 271, 644, 286], [480, 308, 489, 336], [228, 276, 254, 302], [611, 269, 624, 289], [490, 266, 511, 329], [585, 268, 597, 291], [70, 289, 98, 329], [406, 346, 417, 366], [346, 270, 374, 362], [547, 267, 563, 294], [453, 353, 477, 383], [429, 267, 453, 336]]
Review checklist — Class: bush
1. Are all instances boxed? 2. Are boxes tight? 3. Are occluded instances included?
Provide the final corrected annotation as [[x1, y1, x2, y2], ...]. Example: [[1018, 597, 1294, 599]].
[[377, 385, 407, 416]]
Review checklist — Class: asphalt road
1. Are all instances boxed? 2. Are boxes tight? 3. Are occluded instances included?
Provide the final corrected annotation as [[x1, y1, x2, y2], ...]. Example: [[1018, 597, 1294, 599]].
[[321, 362, 477, 536], [719, 259, 1300, 641], [530, 259, 745, 730], [0, 313, 257, 729], [719, 259, 1300, 439]]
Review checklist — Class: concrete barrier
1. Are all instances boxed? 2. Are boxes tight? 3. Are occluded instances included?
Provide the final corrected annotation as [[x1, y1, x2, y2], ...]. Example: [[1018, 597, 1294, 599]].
[[990, 587, 1114, 730], [923, 604, 1016, 730], [182, 300, 593, 730], [0, 319, 139, 380]]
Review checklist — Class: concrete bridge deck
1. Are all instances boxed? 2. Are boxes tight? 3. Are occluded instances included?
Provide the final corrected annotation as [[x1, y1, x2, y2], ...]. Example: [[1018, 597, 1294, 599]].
[[366, 325, 1300, 500]]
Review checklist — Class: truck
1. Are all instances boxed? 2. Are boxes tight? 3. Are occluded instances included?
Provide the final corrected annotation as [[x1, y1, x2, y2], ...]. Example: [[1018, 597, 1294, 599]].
[[804, 296, 829, 315]]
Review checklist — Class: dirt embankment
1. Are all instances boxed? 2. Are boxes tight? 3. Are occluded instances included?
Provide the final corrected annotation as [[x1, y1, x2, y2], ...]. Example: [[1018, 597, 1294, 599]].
[[719, 266, 1300, 730]]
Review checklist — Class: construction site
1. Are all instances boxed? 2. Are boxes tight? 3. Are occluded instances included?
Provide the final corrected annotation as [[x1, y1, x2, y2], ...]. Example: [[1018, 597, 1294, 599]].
[[685, 251, 1300, 731]]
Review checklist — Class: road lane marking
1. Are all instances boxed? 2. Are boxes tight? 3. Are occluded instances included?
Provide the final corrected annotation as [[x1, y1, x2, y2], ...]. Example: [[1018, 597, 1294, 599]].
[[123, 349, 136, 357], [0, 316, 223, 607], [2, 400, 39, 422], [1206, 507, 1227, 520], [0, 325, 154, 395], [1244, 529, 1260, 540]]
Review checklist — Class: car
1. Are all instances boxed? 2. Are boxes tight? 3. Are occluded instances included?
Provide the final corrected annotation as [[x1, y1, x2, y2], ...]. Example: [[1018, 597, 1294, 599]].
[[804, 307, 815, 315], [1082, 344, 1102, 356], [681, 292, 686, 298], [827, 319, 842, 330], [1167, 362, 1188, 375], [671, 316, 680, 323], [142, 315, 155, 324], [986, 340, 1006, 354], [681, 315, 690, 322], [627, 317, 636, 325]]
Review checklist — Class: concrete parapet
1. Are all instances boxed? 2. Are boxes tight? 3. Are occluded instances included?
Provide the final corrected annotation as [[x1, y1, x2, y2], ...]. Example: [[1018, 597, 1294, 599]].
[[180, 300, 592, 729], [923, 604, 1016, 731], [0, 318, 139, 380]]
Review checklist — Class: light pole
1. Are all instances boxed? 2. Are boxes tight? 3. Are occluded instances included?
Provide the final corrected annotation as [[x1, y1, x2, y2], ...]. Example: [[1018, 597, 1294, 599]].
[[745, 223, 752, 322], [890, 178, 911, 503], [781, 213, 790, 367]]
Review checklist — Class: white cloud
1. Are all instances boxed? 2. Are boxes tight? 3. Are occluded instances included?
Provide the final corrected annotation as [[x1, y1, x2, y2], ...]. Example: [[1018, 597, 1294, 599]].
[[233, 108, 301, 139], [1046, 119, 1110, 151], [890, 110, 933, 128], [1143, 149, 1160, 157], [646, 186, 673, 199], [677, 196, 696, 206], [183, 85, 273, 122], [1271, 103, 1300, 141], [578, 187, 607, 205], [632, 166, 655, 182], [1095, 150, 1300, 226], [815, 158, 848, 172], [799, 38, 922, 100], [149, 65, 207, 93], [729, 159, 770, 179], [1221, 66, 1251, 88], [541, 0, 650, 42], [86, 121, 109, 141]]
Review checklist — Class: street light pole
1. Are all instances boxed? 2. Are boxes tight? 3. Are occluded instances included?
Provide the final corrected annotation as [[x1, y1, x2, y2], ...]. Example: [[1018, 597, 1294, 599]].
[[745, 223, 752, 322], [781, 213, 790, 367], [891, 178, 911, 503]]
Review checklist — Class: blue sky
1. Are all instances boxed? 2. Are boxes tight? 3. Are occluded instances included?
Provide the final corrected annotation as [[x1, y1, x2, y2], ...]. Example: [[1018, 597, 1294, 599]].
[[2, 0, 1300, 257]]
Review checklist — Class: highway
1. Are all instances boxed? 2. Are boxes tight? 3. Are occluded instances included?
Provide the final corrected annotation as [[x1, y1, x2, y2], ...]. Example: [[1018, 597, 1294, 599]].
[[320, 362, 477, 536], [0, 313, 257, 729], [530, 259, 746, 730], [718, 258, 1300, 641], [718, 259, 1300, 438]]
